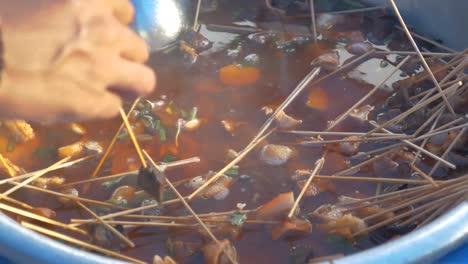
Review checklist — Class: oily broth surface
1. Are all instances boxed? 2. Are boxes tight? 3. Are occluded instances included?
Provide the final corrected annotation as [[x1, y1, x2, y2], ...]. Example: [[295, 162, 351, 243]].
[[0, 2, 402, 263]]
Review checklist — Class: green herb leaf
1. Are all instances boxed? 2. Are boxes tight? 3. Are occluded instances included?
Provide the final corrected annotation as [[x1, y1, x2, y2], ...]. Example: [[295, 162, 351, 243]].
[[230, 211, 247, 226], [226, 165, 240, 177], [34, 146, 56, 159], [190, 107, 198, 121], [163, 154, 176, 163], [101, 176, 125, 190], [159, 128, 167, 142]]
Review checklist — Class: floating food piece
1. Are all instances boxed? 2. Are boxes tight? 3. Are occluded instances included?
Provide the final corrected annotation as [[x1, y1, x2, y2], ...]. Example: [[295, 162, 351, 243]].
[[372, 157, 399, 177], [0, 154, 25, 177], [92, 224, 114, 247], [141, 199, 163, 216], [180, 30, 213, 53], [137, 167, 164, 202], [256, 192, 295, 220], [33, 176, 65, 190], [221, 120, 247, 136], [153, 255, 177, 264], [110, 185, 136, 205], [271, 217, 312, 240], [310, 204, 346, 220], [306, 87, 329, 111], [322, 30, 365, 43], [2, 120, 35, 143], [166, 239, 202, 262], [275, 110, 302, 130], [242, 54, 260, 66], [291, 169, 311, 181], [350, 105, 374, 122], [345, 42, 374, 55], [316, 214, 367, 241], [30, 207, 57, 219], [58, 141, 103, 158], [180, 40, 199, 64], [202, 239, 237, 264], [219, 64, 260, 86], [316, 14, 347, 31], [326, 136, 361, 156], [58, 188, 79, 206], [311, 51, 340, 72], [201, 174, 233, 200], [181, 118, 202, 132], [68, 123, 87, 135], [248, 31, 278, 45], [260, 144, 293, 166], [186, 176, 207, 190], [296, 180, 320, 197]]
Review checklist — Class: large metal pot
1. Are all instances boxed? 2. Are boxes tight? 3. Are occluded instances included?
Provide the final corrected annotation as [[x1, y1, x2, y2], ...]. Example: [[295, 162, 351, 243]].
[[0, 1, 466, 263]]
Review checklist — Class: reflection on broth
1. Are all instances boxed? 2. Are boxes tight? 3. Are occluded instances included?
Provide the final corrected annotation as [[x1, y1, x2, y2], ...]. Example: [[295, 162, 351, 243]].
[[0, 1, 466, 263]]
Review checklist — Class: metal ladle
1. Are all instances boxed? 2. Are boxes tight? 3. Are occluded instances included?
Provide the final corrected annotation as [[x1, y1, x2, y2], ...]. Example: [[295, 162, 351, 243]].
[[131, 0, 196, 52]]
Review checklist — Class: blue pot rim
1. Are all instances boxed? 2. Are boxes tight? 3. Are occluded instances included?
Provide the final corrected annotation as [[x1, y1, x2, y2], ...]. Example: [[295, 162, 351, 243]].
[[0, 202, 466, 264]]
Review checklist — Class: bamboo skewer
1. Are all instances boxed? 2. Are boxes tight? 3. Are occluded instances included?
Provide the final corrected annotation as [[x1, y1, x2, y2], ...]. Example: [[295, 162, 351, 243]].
[[63, 157, 200, 187], [394, 25, 457, 53], [0, 203, 87, 236], [84, 98, 140, 193], [0, 155, 94, 186], [284, 131, 406, 137], [367, 121, 455, 169], [119, 108, 147, 169], [2, 157, 71, 198], [410, 164, 439, 187], [316, 175, 441, 185], [142, 151, 237, 264], [298, 134, 413, 146], [327, 55, 411, 131], [7, 181, 123, 209], [288, 157, 325, 218], [21, 222, 145, 264], [193, 0, 203, 31], [389, 0, 455, 115], [309, 0, 317, 43], [188, 129, 275, 200], [76, 201, 135, 248], [0, 194, 33, 210], [427, 127, 466, 177], [364, 81, 461, 137]]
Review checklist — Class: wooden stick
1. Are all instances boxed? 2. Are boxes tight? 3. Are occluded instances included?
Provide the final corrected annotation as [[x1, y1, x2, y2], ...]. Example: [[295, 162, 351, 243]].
[[0, 194, 33, 209], [336, 148, 399, 176], [119, 108, 147, 169], [368, 121, 455, 169], [410, 164, 439, 187], [299, 134, 413, 146], [76, 201, 135, 248], [7, 181, 123, 209], [284, 131, 406, 137], [327, 56, 411, 131], [142, 151, 237, 264], [2, 157, 71, 197], [288, 157, 324, 218], [21, 222, 145, 264], [84, 98, 140, 193], [248, 67, 321, 146], [72, 219, 196, 228], [390, 0, 455, 115], [428, 127, 466, 177], [0, 203, 87, 236], [188, 129, 275, 200], [64, 157, 200, 187], [193, 0, 202, 31], [309, 0, 317, 43], [394, 25, 457, 53], [315, 175, 440, 185], [353, 189, 466, 237], [375, 50, 455, 57], [364, 81, 461, 136], [0, 155, 94, 186]]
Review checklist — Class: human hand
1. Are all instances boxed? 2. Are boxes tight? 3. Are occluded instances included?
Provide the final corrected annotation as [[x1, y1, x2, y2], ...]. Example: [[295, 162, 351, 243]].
[[0, 0, 156, 123]]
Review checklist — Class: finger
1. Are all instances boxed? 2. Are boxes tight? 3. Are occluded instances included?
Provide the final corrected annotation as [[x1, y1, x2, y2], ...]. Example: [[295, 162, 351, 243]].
[[106, 57, 156, 96], [105, 0, 135, 25], [118, 24, 149, 63]]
